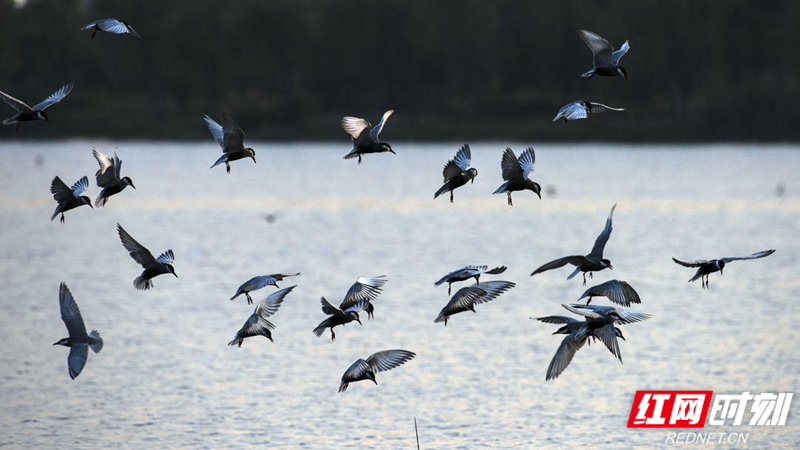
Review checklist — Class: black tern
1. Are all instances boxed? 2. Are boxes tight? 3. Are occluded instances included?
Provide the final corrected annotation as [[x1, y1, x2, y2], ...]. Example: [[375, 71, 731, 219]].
[[230, 273, 301, 305], [92, 148, 135, 207], [1, 81, 74, 130], [338, 275, 387, 320], [50, 175, 91, 223], [537, 303, 651, 380], [204, 113, 256, 173], [117, 223, 177, 290], [313, 276, 387, 340], [434, 280, 515, 326], [81, 19, 140, 39], [553, 101, 624, 123], [341, 110, 395, 164], [578, 280, 641, 307], [531, 204, 616, 285], [312, 298, 368, 341], [579, 30, 629, 80], [492, 147, 541, 206], [338, 349, 416, 393], [434, 265, 508, 295], [672, 249, 776, 289], [434, 144, 478, 202], [228, 285, 296, 347], [54, 283, 103, 380], [535, 315, 622, 380]]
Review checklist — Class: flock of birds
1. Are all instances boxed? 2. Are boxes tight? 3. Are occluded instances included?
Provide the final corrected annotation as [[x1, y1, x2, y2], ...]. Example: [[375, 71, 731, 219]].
[[4, 22, 778, 387]]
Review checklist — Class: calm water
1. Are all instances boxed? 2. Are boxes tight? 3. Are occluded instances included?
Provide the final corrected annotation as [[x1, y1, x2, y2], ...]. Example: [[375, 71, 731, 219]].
[[0, 141, 798, 449]]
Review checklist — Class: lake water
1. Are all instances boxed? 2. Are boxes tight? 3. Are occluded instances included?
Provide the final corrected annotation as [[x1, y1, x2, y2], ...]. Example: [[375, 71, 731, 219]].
[[0, 141, 798, 449]]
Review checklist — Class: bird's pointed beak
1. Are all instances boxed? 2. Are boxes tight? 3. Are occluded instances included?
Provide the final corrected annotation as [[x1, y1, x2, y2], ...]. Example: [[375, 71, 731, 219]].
[[720, 269, 723, 276], [52, 341, 58, 345], [45, 116, 50, 123], [609, 264, 613, 270], [251, 155, 257, 164], [130, 182, 136, 189], [372, 379, 378, 385], [537, 192, 542, 199], [173, 273, 179, 278], [389, 149, 396, 155]]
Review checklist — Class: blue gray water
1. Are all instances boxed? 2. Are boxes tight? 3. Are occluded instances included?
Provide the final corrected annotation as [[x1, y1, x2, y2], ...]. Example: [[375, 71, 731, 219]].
[[0, 142, 798, 448]]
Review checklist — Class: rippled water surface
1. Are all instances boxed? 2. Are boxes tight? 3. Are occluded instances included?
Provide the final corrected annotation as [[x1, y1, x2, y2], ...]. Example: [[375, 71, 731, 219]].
[[0, 142, 798, 449]]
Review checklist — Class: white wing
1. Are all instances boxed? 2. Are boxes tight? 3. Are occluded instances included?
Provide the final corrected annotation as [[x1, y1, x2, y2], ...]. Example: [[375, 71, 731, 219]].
[[341, 116, 370, 140], [453, 144, 471, 171], [0, 90, 33, 112], [611, 40, 630, 65], [32, 81, 74, 111], [203, 115, 224, 148], [370, 110, 394, 141], [71, 176, 89, 197], [156, 249, 174, 264], [518, 147, 535, 179]]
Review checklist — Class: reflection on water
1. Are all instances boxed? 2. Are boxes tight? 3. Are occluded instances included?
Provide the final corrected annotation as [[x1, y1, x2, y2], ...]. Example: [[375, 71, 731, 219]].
[[0, 142, 798, 448]]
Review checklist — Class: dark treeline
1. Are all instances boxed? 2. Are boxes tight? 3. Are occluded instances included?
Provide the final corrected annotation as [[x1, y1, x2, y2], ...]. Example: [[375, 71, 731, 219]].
[[1, 0, 798, 141]]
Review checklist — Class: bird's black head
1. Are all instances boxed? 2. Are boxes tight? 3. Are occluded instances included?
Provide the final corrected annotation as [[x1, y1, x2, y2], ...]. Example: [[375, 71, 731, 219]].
[[553, 325, 570, 335], [468, 168, 478, 183], [167, 264, 178, 278], [82, 196, 93, 208], [618, 66, 628, 81], [380, 143, 395, 154], [717, 260, 725, 275], [39, 110, 50, 123], [53, 337, 70, 346], [614, 327, 626, 340], [368, 372, 377, 385], [525, 180, 542, 199], [247, 148, 256, 163], [602, 259, 613, 270], [122, 177, 135, 189]]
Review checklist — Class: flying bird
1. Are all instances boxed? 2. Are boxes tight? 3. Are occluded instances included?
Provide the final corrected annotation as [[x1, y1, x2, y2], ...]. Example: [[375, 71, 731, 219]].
[[553, 101, 624, 123], [81, 19, 140, 39], [578, 30, 629, 80], [1, 81, 74, 130], [672, 249, 776, 289], [531, 204, 616, 284], [312, 276, 387, 340], [492, 147, 541, 206], [117, 223, 177, 290], [228, 286, 296, 347], [434, 265, 507, 295], [341, 110, 395, 163], [434, 144, 478, 202], [230, 273, 301, 304], [54, 283, 103, 380], [204, 113, 256, 173], [578, 280, 641, 307], [536, 303, 651, 380], [92, 148, 135, 207], [338, 349, 415, 392], [434, 280, 515, 326], [50, 175, 91, 223]]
